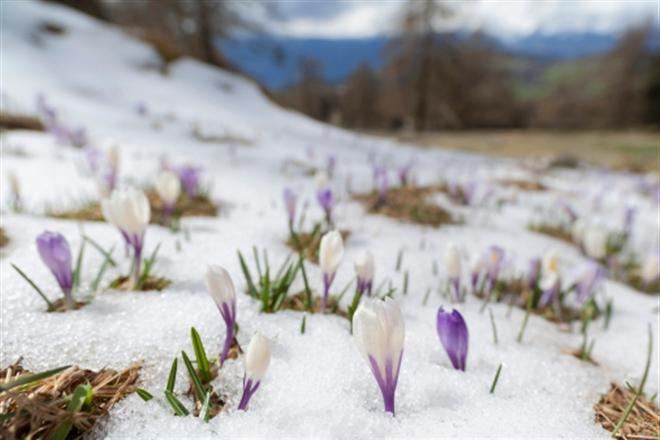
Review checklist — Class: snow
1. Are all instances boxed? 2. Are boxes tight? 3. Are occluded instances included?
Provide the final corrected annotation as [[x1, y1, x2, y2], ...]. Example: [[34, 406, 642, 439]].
[[1, 1, 658, 438]]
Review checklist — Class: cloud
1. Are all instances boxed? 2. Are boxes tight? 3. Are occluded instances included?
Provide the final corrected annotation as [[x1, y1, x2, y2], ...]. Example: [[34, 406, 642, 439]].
[[272, 0, 658, 38]]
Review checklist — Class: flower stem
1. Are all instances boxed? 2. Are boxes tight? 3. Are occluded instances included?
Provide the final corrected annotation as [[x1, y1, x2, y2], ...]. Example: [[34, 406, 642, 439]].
[[516, 293, 533, 343]]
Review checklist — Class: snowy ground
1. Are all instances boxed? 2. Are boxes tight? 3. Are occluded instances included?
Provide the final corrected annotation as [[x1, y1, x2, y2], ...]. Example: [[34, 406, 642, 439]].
[[1, 1, 659, 438]]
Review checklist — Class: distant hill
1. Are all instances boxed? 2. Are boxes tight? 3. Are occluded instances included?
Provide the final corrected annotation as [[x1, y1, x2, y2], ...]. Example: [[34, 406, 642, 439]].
[[218, 31, 654, 90]]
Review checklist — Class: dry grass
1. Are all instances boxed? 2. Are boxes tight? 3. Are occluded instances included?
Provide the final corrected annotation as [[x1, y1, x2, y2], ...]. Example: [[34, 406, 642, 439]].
[[353, 185, 456, 227], [286, 228, 350, 264], [498, 179, 547, 191], [49, 191, 217, 226], [282, 291, 347, 317], [109, 275, 171, 292], [365, 129, 660, 174], [49, 298, 88, 313], [529, 224, 575, 244], [0, 359, 140, 439], [595, 383, 659, 439], [0, 112, 45, 132], [0, 228, 9, 248]]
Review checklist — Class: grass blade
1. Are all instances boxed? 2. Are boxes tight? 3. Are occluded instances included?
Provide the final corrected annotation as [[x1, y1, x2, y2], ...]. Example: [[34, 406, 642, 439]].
[[52, 383, 93, 440], [11, 263, 54, 311], [0, 365, 70, 391], [83, 234, 117, 266], [91, 245, 115, 292], [181, 351, 206, 403], [201, 390, 212, 422], [488, 308, 498, 345], [166, 358, 177, 393], [252, 245, 262, 279], [238, 250, 257, 297], [136, 388, 153, 401], [164, 390, 189, 416], [72, 239, 86, 290], [190, 327, 211, 383], [489, 363, 503, 394]]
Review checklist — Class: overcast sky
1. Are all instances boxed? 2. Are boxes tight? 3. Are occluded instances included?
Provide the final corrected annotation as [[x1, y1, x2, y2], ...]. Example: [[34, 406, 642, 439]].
[[270, 0, 659, 39]]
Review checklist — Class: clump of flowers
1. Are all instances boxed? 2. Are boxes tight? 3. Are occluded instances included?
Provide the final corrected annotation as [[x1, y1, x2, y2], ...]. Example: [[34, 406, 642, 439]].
[[353, 297, 405, 415]]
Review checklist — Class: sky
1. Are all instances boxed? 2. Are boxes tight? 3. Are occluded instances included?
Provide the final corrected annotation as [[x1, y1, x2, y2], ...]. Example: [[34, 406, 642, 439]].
[[269, 0, 659, 39]]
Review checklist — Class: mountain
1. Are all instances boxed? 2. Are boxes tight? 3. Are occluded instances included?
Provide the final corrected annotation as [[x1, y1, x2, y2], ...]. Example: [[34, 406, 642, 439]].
[[218, 32, 627, 90]]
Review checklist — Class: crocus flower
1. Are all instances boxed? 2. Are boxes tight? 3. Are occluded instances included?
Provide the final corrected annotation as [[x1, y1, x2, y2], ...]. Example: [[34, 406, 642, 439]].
[[238, 333, 271, 411], [436, 307, 468, 371], [484, 246, 505, 292], [527, 257, 541, 289], [372, 165, 386, 191], [84, 146, 102, 174], [352, 297, 405, 415], [583, 226, 608, 260], [314, 170, 329, 191], [460, 182, 476, 205], [319, 230, 344, 312], [177, 165, 201, 198], [327, 155, 336, 178], [283, 188, 297, 229], [469, 253, 483, 292], [376, 169, 388, 205], [155, 171, 181, 222], [205, 265, 237, 365], [355, 251, 374, 296], [571, 219, 586, 246], [641, 252, 659, 286], [559, 200, 577, 223], [36, 231, 73, 309], [102, 187, 151, 289], [538, 272, 560, 308], [69, 127, 88, 148], [444, 243, 462, 302], [397, 161, 413, 187], [7, 171, 21, 212], [575, 263, 605, 305], [316, 188, 334, 226]]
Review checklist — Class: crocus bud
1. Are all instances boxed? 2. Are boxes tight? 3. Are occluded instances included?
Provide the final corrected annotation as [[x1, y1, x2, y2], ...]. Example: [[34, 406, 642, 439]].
[[436, 307, 468, 371], [314, 170, 329, 191], [527, 257, 541, 289], [36, 231, 73, 308], [155, 171, 181, 211], [177, 165, 201, 198], [316, 188, 334, 225], [319, 230, 344, 312], [485, 246, 505, 292], [469, 253, 483, 292], [205, 265, 237, 364], [355, 251, 374, 296], [398, 162, 412, 187], [575, 263, 605, 305], [571, 218, 586, 245], [542, 250, 560, 275], [445, 243, 462, 302], [583, 226, 608, 260], [538, 272, 560, 308], [352, 297, 405, 415], [641, 252, 659, 285], [283, 188, 297, 228], [238, 333, 271, 410], [102, 187, 151, 288], [7, 171, 21, 211]]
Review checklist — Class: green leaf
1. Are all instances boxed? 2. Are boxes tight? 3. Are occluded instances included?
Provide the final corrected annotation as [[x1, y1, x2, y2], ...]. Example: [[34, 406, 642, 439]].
[[72, 239, 86, 290], [139, 242, 162, 288], [252, 245, 262, 279], [181, 351, 206, 403], [201, 390, 212, 422], [300, 315, 306, 334], [52, 384, 93, 440], [91, 246, 115, 292], [136, 388, 153, 401], [190, 327, 211, 383], [238, 250, 257, 297], [11, 263, 54, 311], [274, 254, 293, 280], [166, 358, 177, 393], [83, 235, 117, 267], [489, 363, 503, 394], [164, 390, 189, 416], [0, 364, 70, 392]]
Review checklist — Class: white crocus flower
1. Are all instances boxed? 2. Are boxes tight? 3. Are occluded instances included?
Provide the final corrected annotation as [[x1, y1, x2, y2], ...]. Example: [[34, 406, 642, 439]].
[[238, 333, 271, 410], [155, 171, 181, 208], [205, 265, 237, 364], [583, 226, 608, 260], [314, 170, 329, 190], [572, 218, 586, 245], [352, 297, 405, 415], [445, 243, 462, 301], [319, 230, 344, 311], [542, 249, 560, 275], [641, 253, 660, 284], [355, 251, 375, 296], [102, 187, 151, 288]]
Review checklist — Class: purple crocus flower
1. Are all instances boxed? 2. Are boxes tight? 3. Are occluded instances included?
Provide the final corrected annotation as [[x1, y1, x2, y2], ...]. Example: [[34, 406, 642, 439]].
[[326, 155, 336, 178], [575, 263, 605, 306], [283, 188, 297, 229], [527, 257, 541, 289], [538, 274, 560, 308], [397, 161, 413, 187], [372, 165, 386, 190], [461, 182, 476, 205], [484, 246, 505, 292], [84, 146, 102, 174], [376, 170, 388, 204], [69, 127, 88, 148], [177, 165, 201, 198], [436, 307, 469, 371], [36, 231, 74, 308], [317, 188, 334, 225]]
